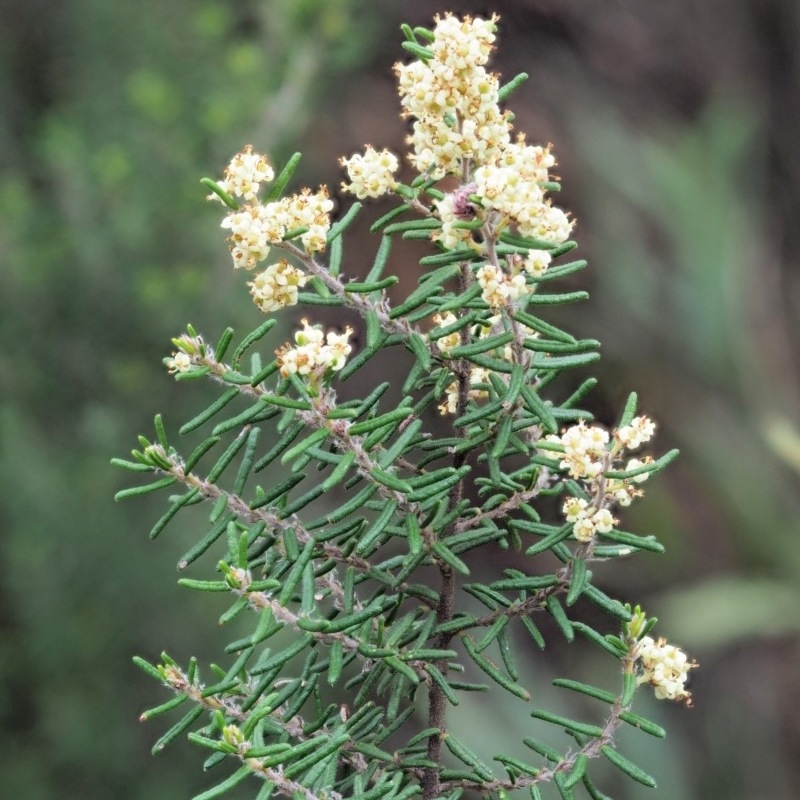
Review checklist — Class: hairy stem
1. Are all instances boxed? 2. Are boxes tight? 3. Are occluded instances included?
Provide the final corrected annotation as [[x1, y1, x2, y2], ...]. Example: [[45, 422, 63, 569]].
[[422, 259, 474, 800]]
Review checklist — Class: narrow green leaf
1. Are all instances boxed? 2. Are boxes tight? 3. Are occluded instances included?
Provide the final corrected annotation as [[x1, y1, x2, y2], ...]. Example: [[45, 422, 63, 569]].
[[426, 664, 460, 706], [370, 204, 408, 232], [522, 737, 561, 762], [253, 421, 304, 473], [520, 616, 546, 650], [325, 600, 391, 634], [604, 447, 679, 480], [596, 528, 665, 553], [475, 615, 510, 654], [132, 656, 164, 682], [277, 482, 325, 517], [114, 476, 177, 501], [525, 523, 573, 556], [493, 754, 539, 778], [619, 391, 638, 428], [232, 427, 260, 496], [149, 487, 201, 540], [365, 232, 393, 283], [355, 499, 399, 555], [279, 538, 317, 604], [431, 542, 470, 575], [177, 513, 235, 569], [283, 733, 348, 780], [581, 773, 614, 800], [178, 579, 229, 592], [192, 766, 252, 800], [344, 275, 399, 294], [444, 734, 494, 781], [531, 709, 603, 738], [582, 584, 632, 620], [552, 678, 614, 704], [200, 177, 237, 209], [571, 621, 628, 657], [321, 450, 356, 491], [462, 636, 530, 700], [449, 332, 515, 359], [281, 428, 330, 464], [151, 706, 204, 754], [206, 430, 249, 483], [519, 385, 558, 434], [498, 71, 529, 102], [349, 408, 412, 435], [566, 557, 587, 606], [546, 595, 574, 642], [564, 754, 588, 789], [327, 640, 344, 686], [319, 483, 378, 524], [327, 200, 361, 243], [370, 467, 412, 493], [251, 634, 313, 675], [490, 574, 559, 592], [110, 458, 153, 473], [601, 745, 657, 787], [153, 414, 168, 449], [264, 151, 301, 202]]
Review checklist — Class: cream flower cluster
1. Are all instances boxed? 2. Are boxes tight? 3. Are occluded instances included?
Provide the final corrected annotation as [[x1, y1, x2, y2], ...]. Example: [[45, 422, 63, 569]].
[[276, 319, 353, 379], [207, 145, 274, 204], [562, 497, 615, 543], [395, 14, 509, 178], [545, 417, 656, 542], [208, 146, 333, 272], [391, 13, 572, 252], [248, 260, 308, 314], [220, 186, 334, 271], [636, 636, 696, 703], [340, 146, 399, 199], [474, 248, 551, 309]]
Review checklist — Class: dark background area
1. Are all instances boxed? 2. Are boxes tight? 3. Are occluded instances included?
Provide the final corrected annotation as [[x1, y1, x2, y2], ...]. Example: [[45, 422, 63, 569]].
[[2, 1, 799, 799]]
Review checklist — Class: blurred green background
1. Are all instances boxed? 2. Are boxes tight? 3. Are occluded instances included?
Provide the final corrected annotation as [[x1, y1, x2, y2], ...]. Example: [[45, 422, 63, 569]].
[[2, 1, 798, 798]]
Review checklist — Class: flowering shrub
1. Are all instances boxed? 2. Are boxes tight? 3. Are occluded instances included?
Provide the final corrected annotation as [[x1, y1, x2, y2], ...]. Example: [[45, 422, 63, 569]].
[[117, 13, 696, 800]]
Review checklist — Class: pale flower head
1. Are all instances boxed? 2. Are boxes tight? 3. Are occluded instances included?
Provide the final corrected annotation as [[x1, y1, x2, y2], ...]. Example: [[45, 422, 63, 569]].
[[208, 145, 274, 204], [340, 146, 399, 199], [247, 260, 308, 314], [276, 319, 354, 379], [636, 635, 696, 704], [618, 416, 656, 449]]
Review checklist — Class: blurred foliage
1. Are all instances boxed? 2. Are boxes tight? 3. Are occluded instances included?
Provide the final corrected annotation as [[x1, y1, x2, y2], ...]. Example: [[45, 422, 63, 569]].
[[2, 0, 799, 799], [0, 1, 397, 798]]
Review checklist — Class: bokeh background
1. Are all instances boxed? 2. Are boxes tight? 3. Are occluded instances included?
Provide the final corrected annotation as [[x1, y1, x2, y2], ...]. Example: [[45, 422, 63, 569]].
[[2, 1, 799, 798]]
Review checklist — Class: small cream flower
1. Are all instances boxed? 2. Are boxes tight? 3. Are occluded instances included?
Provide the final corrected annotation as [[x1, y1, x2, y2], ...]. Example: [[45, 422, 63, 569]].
[[165, 352, 192, 373]]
